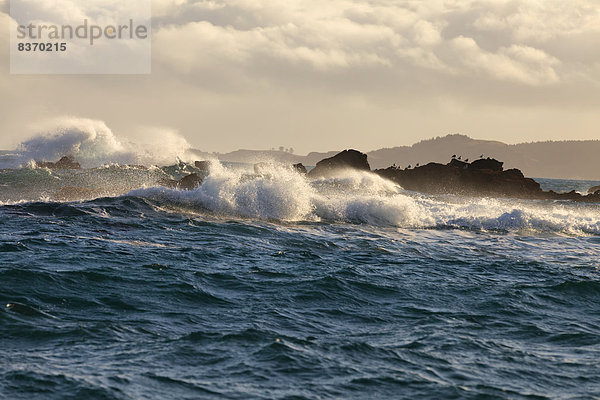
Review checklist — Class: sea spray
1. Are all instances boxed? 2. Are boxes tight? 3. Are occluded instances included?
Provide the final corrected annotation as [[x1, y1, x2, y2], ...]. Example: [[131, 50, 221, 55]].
[[12, 117, 196, 168], [130, 162, 315, 221], [1, 140, 599, 234], [128, 162, 600, 235]]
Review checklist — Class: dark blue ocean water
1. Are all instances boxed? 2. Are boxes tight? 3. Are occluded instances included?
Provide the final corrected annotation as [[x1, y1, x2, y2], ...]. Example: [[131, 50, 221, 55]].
[[1, 164, 600, 399]]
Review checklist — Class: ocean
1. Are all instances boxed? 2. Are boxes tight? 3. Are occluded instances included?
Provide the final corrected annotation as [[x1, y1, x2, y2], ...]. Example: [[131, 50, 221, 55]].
[[1, 156, 600, 399]]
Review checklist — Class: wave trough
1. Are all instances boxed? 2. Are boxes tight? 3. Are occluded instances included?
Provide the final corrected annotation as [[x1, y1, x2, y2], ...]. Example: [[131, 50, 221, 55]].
[[1, 148, 600, 400]]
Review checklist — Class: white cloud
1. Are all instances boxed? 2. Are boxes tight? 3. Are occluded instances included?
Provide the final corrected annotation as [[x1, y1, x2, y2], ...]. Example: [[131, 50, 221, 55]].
[[149, 0, 598, 88], [153, 4, 402, 73], [412, 20, 443, 46], [450, 37, 559, 85]]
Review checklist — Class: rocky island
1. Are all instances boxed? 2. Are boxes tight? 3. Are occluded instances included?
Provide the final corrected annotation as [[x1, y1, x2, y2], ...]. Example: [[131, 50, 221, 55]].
[[36, 155, 81, 170], [307, 149, 600, 203]]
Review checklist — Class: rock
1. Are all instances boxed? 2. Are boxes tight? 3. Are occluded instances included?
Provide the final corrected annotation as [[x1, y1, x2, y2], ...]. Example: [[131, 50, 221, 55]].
[[588, 185, 600, 195], [376, 158, 542, 198], [178, 173, 203, 190], [448, 159, 468, 169], [375, 157, 600, 203], [159, 173, 203, 190], [502, 168, 525, 179], [469, 158, 504, 172], [293, 163, 307, 174], [37, 156, 81, 170], [554, 190, 582, 201], [195, 161, 211, 172], [585, 191, 600, 202], [307, 150, 370, 178]]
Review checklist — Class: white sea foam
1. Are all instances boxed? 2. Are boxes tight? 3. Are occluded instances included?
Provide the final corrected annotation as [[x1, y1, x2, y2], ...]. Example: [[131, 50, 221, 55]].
[[10, 118, 196, 168], [129, 162, 600, 235], [130, 162, 314, 221]]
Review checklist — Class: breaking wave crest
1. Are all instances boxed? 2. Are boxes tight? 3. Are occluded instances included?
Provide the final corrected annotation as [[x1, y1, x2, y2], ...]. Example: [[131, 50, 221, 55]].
[[7, 118, 197, 168], [128, 163, 600, 236], [1, 120, 598, 237]]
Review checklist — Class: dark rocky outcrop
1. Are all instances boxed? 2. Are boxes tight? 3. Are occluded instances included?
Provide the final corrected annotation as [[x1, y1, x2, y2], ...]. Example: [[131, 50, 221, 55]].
[[448, 159, 469, 169], [195, 161, 211, 172], [375, 157, 600, 203], [293, 163, 307, 174], [178, 174, 203, 190], [469, 158, 504, 172], [307, 150, 370, 178], [588, 185, 600, 195], [37, 156, 81, 170], [159, 173, 203, 190]]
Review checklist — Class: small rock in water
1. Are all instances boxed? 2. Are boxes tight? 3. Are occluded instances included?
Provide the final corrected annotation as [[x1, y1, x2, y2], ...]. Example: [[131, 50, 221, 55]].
[[307, 149, 370, 178], [293, 163, 307, 174], [588, 185, 600, 195], [195, 161, 211, 172], [159, 173, 203, 190], [36, 155, 81, 170]]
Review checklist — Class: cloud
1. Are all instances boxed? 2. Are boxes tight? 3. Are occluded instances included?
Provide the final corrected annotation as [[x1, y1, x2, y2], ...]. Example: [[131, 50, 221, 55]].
[[149, 0, 598, 90], [450, 37, 559, 85], [7, 0, 594, 89], [1, 0, 600, 153], [473, 1, 600, 43], [154, 8, 400, 74]]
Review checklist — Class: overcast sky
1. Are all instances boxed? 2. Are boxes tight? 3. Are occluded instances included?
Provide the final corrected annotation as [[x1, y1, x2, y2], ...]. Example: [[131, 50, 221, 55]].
[[1, 0, 599, 154]]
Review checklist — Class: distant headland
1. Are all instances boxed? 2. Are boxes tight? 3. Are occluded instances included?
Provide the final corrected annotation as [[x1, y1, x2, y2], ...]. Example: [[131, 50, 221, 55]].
[[191, 134, 600, 181]]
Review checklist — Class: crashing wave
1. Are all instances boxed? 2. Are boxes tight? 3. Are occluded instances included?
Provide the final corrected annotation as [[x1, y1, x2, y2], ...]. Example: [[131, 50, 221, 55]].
[[7, 117, 197, 168], [128, 163, 600, 235]]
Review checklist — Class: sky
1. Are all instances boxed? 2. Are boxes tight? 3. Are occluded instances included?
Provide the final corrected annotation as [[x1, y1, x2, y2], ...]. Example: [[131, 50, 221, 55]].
[[1, 0, 599, 154]]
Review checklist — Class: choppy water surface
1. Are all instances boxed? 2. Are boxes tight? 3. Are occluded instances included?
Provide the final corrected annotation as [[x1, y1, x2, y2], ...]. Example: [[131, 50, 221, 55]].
[[1, 162, 599, 399]]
